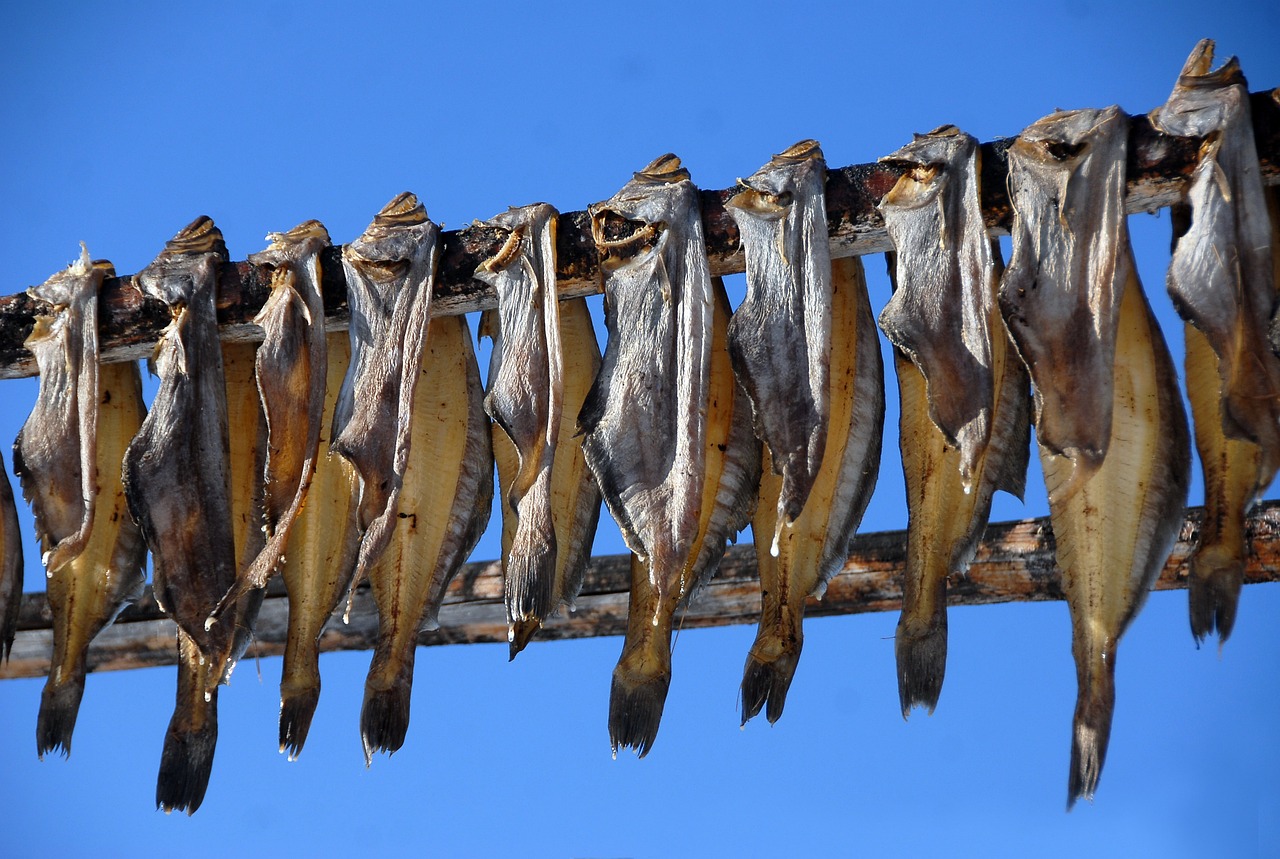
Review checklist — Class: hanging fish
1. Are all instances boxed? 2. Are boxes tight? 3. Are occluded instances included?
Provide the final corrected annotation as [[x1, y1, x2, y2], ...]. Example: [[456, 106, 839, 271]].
[[361, 313, 492, 763], [726, 140, 831, 540], [331, 193, 439, 600], [741, 256, 883, 725], [0, 457, 21, 664], [478, 203, 602, 656], [999, 107, 1190, 808], [121, 216, 239, 815], [476, 203, 567, 648], [277, 332, 361, 760], [1149, 41, 1280, 644], [877, 127, 1030, 716], [15, 248, 148, 756], [609, 276, 759, 756], [211, 221, 331, 622]]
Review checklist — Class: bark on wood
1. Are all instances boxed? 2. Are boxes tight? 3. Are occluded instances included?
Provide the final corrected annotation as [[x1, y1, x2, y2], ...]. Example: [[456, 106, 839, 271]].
[[2, 502, 1278, 680], [0, 92, 1276, 379]]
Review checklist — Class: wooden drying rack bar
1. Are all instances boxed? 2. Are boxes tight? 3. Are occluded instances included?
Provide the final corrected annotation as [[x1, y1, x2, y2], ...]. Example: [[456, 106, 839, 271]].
[[1, 91, 1279, 680]]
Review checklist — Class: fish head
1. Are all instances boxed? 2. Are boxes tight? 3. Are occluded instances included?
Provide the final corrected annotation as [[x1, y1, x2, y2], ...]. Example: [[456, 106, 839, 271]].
[[135, 217, 228, 307], [27, 242, 112, 309], [726, 140, 827, 265], [1150, 40, 1248, 139], [473, 202, 558, 287], [343, 192, 439, 282], [590, 155, 695, 273], [248, 219, 332, 269], [878, 125, 976, 212]]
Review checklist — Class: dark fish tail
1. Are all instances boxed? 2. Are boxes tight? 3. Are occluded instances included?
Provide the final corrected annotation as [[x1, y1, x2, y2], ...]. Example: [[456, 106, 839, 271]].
[[1187, 546, 1244, 646], [36, 669, 86, 759], [508, 618, 541, 661], [608, 593, 675, 759], [895, 575, 949, 718], [360, 644, 416, 765], [1067, 648, 1117, 810], [740, 601, 804, 726], [157, 643, 219, 815], [505, 494, 556, 636], [278, 634, 322, 761]]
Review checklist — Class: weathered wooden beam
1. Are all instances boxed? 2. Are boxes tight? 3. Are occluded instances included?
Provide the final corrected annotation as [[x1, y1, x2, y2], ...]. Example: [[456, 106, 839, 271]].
[[2, 501, 1278, 680], [0, 91, 1275, 380]]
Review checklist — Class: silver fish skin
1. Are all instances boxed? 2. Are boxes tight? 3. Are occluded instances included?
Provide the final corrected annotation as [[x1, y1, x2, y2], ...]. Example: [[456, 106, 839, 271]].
[[1000, 110, 1190, 808], [0, 456, 22, 662], [998, 106, 1130, 496], [580, 154, 712, 585], [476, 203, 565, 637], [14, 245, 104, 574], [331, 193, 439, 601], [121, 215, 238, 815], [880, 126, 1031, 715], [211, 220, 331, 622], [726, 140, 831, 532]]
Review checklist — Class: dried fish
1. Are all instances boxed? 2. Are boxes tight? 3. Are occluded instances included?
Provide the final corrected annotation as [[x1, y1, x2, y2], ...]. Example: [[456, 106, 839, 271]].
[[609, 276, 759, 756], [331, 193, 439, 598], [878, 126, 1030, 716], [483, 290, 603, 658], [476, 203, 567, 647], [361, 314, 492, 763], [578, 154, 712, 756], [726, 140, 831, 537], [1000, 109, 1190, 808], [121, 216, 238, 814], [1150, 41, 1280, 644], [212, 221, 330, 622], [0, 458, 21, 663], [278, 333, 361, 759], [741, 256, 883, 725]]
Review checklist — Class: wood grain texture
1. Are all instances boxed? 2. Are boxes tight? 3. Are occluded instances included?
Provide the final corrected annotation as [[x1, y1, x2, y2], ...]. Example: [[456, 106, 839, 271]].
[[3, 501, 1279, 679]]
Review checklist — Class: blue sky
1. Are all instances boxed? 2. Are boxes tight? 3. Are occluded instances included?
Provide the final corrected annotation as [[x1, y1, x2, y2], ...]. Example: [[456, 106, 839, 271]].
[[1, 2, 1278, 856]]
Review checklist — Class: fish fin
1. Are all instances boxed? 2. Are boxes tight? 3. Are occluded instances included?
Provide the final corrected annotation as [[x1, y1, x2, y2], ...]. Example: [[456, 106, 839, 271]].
[[36, 675, 85, 759], [156, 718, 218, 815], [1187, 547, 1244, 646], [740, 645, 800, 726], [278, 685, 321, 762], [508, 618, 541, 660], [1066, 654, 1116, 810], [360, 658, 414, 766], [608, 661, 670, 760], [895, 614, 947, 719], [504, 503, 556, 633]]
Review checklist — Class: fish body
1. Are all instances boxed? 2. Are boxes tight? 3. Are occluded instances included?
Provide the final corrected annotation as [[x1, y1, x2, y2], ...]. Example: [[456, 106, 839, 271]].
[[741, 256, 883, 725], [1000, 109, 1190, 807], [476, 203, 568, 647], [121, 216, 238, 814], [484, 291, 603, 658], [331, 193, 439, 595], [1150, 41, 1280, 643], [609, 276, 760, 756], [0, 459, 21, 662], [726, 140, 831, 530], [361, 314, 492, 763], [878, 127, 1030, 715], [278, 332, 361, 759]]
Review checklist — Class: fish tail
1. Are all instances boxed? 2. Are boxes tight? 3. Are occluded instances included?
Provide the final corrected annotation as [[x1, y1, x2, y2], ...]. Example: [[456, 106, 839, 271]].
[[360, 646, 415, 766], [156, 652, 219, 815], [505, 508, 556, 635], [1187, 545, 1244, 646], [508, 618, 542, 661], [608, 618, 674, 759], [36, 671, 86, 759], [894, 602, 948, 719], [278, 686, 321, 762], [740, 604, 803, 725], [1067, 651, 1116, 810]]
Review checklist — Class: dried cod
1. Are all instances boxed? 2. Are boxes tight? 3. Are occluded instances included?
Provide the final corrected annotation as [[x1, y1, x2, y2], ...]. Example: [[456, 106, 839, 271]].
[[1150, 41, 1280, 644], [477, 203, 602, 656], [331, 193, 438, 598], [274, 334, 360, 758], [878, 127, 1030, 716], [726, 140, 831, 538], [15, 249, 147, 756], [999, 107, 1190, 808], [0, 458, 21, 664], [121, 216, 240, 814], [741, 256, 883, 725], [361, 313, 492, 763]]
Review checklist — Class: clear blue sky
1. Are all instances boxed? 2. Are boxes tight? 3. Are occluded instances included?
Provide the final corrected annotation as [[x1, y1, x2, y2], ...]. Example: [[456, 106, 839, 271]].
[[1, 2, 1278, 857]]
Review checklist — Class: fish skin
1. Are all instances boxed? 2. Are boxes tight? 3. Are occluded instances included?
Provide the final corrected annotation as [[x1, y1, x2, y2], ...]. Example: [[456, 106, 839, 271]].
[[485, 294, 603, 658], [726, 140, 831, 529], [278, 333, 361, 760], [331, 193, 439, 602], [1150, 42, 1280, 644], [13, 245, 104, 575], [878, 127, 1031, 716], [0, 457, 21, 663], [609, 277, 760, 756], [741, 256, 883, 726], [211, 221, 331, 622], [33, 361, 147, 758], [1000, 110, 1190, 808], [121, 215, 238, 815], [477, 203, 566, 640], [998, 106, 1131, 494], [360, 314, 493, 764]]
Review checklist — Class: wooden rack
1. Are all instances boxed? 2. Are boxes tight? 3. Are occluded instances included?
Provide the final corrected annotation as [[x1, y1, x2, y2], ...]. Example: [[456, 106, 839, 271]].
[[1, 91, 1278, 680]]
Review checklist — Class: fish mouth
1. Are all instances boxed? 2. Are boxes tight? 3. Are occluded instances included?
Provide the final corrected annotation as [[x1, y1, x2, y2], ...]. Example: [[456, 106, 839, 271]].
[[592, 209, 663, 270], [477, 224, 526, 275], [727, 180, 793, 218], [347, 253, 410, 283], [879, 162, 944, 208]]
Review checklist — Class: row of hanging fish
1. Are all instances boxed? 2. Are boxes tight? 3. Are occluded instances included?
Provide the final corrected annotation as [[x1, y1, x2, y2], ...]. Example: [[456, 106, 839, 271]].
[[1, 39, 1276, 815]]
